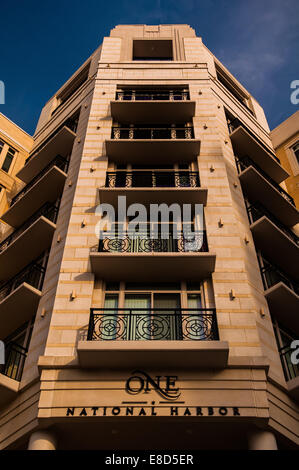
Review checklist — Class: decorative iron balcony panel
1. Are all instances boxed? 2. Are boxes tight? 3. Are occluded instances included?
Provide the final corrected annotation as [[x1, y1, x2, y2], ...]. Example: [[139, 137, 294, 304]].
[[259, 256, 299, 297], [111, 126, 195, 140], [10, 155, 69, 207], [0, 200, 60, 254], [0, 259, 46, 303], [236, 156, 295, 206], [97, 231, 208, 254], [116, 89, 190, 101], [105, 170, 200, 188], [246, 201, 299, 246], [279, 344, 299, 382], [0, 342, 27, 382], [87, 308, 219, 341]]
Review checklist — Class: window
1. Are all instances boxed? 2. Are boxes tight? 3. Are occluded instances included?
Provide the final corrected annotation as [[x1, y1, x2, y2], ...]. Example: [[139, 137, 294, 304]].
[[0, 139, 4, 154], [292, 141, 299, 164], [215, 64, 254, 115], [1, 146, 16, 173], [133, 40, 173, 60], [52, 64, 90, 115]]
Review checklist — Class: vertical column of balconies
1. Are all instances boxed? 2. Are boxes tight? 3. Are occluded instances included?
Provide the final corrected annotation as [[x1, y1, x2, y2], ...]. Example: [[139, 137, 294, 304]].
[[0, 121, 76, 394], [229, 116, 299, 395], [80, 85, 229, 368]]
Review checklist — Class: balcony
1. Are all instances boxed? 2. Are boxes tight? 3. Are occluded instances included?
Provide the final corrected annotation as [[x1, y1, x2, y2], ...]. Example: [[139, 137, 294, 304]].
[[246, 202, 299, 280], [90, 231, 216, 282], [99, 170, 207, 206], [1, 155, 68, 227], [77, 308, 229, 369], [0, 258, 46, 338], [236, 156, 299, 227], [106, 126, 200, 164], [0, 201, 59, 281], [228, 118, 288, 183], [17, 125, 76, 183], [111, 89, 195, 123], [279, 344, 299, 401], [0, 343, 27, 406], [259, 256, 299, 331]]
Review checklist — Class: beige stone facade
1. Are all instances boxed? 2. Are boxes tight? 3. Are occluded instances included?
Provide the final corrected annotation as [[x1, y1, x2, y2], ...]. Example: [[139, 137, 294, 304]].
[[0, 25, 298, 450]]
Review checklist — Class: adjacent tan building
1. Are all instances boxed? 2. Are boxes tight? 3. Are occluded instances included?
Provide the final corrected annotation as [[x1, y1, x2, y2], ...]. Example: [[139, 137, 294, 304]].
[[0, 25, 298, 450], [0, 113, 33, 235], [271, 110, 299, 208]]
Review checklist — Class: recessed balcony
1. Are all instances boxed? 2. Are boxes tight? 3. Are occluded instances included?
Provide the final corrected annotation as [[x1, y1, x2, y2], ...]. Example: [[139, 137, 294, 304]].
[[78, 308, 229, 369], [236, 156, 299, 227], [0, 342, 27, 407], [0, 259, 46, 338], [259, 255, 299, 331], [90, 231, 216, 281], [106, 126, 200, 164], [99, 170, 207, 206], [228, 118, 288, 183], [247, 202, 299, 280], [0, 201, 59, 281], [111, 89, 195, 123], [17, 125, 76, 183], [279, 344, 299, 402], [1, 155, 68, 227]]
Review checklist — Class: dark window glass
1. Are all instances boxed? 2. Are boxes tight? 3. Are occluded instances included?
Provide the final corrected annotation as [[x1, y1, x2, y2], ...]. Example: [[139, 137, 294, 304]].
[[2, 147, 15, 173]]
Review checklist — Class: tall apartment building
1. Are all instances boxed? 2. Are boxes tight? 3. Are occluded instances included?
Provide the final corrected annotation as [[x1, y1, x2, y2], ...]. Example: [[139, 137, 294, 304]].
[[0, 113, 33, 234], [271, 110, 299, 208], [0, 25, 298, 450]]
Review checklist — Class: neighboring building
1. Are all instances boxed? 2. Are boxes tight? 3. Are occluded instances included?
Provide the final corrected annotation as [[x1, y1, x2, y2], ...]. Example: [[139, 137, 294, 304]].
[[0, 113, 33, 234], [0, 25, 298, 450], [271, 111, 299, 208]]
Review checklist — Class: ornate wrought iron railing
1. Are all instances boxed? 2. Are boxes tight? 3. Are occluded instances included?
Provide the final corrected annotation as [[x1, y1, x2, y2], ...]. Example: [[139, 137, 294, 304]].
[[116, 89, 190, 101], [258, 255, 299, 297], [245, 200, 299, 246], [0, 342, 27, 381], [228, 117, 281, 164], [96, 230, 208, 253], [105, 170, 200, 188], [111, 126, 195, 140], [10, 155, 69, 207], [0, 200, 60, 254], [279, 344, 299, 382], [236, 155, 294, 206], [87, 308, 219, 341], [0, 256, 47, 302]]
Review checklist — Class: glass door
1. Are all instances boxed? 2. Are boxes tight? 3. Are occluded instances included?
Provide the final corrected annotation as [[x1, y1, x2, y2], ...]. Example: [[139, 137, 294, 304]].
[[124, 294, 151, 340], [153, 294, 181, 340], [186, 294, 207, 340], [101, 294, 119, 340]]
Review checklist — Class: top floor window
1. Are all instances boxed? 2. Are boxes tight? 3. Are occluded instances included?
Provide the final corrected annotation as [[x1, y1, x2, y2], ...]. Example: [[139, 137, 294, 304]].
[[215, 64, 254, 116], [52, 63, 90, 115], [133, 40, 173, 61], [292, 141, 299, 164], [1, 146, 16, 173]]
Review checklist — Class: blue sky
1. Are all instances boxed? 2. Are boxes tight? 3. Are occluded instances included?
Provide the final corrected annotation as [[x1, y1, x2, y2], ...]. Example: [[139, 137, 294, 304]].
[[0, 0, 298, 135]]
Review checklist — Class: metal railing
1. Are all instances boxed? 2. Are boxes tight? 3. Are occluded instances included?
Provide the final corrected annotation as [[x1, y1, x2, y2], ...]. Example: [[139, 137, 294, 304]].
[[116, 89, 190, 101], [10, 155, 69, 207], [246, 201, 299, 246], [96, 230, 208, 253], [105, 170, 200, 188], [228, 118, 281, 164], [258, 255, 299, 297], [0, 200, 60, 254], [279, 344, 299, 382], [87, 308, 219, 341], [0, 342, 27, 381], [111, 126, 195, 140], [0, 257, 47, 302], [236, 155, 295, 206]]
